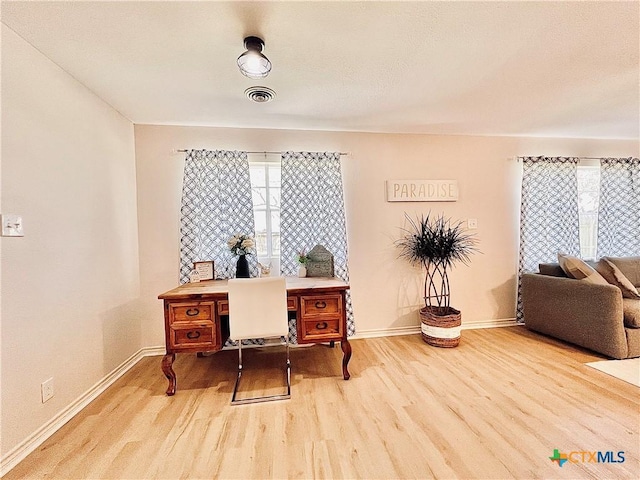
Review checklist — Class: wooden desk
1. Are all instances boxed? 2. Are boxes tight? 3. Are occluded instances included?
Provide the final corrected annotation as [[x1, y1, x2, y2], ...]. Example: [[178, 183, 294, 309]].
[[158, 277, 352, 395]]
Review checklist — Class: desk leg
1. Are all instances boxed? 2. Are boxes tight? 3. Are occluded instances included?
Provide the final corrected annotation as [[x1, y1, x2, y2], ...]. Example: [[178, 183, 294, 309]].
[[341, 339, 352, 380], [162, 353, 176, 396]]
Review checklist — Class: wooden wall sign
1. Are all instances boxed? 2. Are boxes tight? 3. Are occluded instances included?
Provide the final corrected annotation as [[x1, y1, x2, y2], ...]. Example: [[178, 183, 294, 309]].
[[386, 179, 459, 202]]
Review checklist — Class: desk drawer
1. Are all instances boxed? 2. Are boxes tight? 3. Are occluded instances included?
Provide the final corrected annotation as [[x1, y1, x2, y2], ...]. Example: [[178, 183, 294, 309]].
[[300, 295, 342, 318], [287, 296, 298, 311], [170, 322, 215, 349], [301, 318, 342, 339], [169, 302, 213, 323], [218, 296, 297, 316]]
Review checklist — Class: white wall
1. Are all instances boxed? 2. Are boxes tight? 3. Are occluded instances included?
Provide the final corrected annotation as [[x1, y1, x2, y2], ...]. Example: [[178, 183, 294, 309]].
[[134, 124, 638, 346], [1, 26, 140, 456]]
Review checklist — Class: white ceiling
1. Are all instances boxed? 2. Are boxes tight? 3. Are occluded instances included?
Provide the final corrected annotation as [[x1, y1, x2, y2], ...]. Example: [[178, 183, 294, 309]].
[[2, 1, 639, 139]]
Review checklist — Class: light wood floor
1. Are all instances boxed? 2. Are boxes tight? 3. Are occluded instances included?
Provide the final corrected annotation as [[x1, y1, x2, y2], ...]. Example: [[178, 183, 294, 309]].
[[5, 326, 639, 479]]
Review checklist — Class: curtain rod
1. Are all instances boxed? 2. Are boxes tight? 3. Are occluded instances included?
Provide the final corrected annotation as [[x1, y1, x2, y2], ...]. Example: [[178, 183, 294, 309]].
[[516, 156, 610, 161], [175, 149, 348, 155]]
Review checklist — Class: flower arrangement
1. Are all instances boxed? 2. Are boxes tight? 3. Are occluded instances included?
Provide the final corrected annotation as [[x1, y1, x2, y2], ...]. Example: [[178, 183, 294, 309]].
[[296, 249, 309, 264], [227, 234, 255, 256]]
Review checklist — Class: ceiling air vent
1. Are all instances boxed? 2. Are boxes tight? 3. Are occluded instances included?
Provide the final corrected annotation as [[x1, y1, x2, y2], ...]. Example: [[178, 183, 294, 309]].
[[245, 86, 276, 103]]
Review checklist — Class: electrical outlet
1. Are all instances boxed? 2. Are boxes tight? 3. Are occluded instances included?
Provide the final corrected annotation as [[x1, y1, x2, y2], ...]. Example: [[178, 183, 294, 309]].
[[41, 378, 54, 403], [467, 218, 478, 229]]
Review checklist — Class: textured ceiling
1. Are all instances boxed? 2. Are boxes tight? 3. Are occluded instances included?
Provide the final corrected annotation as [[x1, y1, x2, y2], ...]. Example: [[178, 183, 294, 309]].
[[2, 1, 639, 139]]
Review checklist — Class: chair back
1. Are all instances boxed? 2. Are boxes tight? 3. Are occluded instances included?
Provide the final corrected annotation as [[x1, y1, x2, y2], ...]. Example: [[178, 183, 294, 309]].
[[228, 277, 288, 340]]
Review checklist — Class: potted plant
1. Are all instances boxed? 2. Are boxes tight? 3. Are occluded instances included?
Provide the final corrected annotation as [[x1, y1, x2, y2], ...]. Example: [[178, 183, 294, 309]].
[[397, 213, 479, 347], [296, 249, 309, 278]]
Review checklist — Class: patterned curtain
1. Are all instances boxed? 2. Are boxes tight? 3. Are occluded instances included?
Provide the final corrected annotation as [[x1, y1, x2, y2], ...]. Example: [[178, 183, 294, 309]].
[[597, 157, 640, 257], [179, 150, 257, 284], [280, 151, 355, 339], [517, 157, 581, 321]]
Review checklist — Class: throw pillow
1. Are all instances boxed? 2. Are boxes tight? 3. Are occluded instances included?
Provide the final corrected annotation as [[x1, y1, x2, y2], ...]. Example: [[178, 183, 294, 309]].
[[538, 263, 567, 277], [606, 257, 640, 288], [557, 253, 609, 285], [595, 258, 640, 300]]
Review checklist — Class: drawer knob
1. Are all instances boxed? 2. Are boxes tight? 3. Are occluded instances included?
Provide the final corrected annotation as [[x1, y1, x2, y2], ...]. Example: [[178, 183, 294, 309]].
[[316, 321, 328, 330], [315, 301, 327, 309], [186, 331, 201, 339], [186, 308, 200, 316]]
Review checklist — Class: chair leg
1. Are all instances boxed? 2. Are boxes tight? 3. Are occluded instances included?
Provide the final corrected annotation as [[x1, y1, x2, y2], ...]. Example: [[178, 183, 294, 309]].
[[285, 335, 291, 397], [231, 336, 291, 405], [231, 341, 244, 404]]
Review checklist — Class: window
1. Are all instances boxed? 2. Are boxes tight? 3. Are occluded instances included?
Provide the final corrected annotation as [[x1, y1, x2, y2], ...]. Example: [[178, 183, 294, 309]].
[[249, 161, 281, 271], [576, 165, 600, 260]]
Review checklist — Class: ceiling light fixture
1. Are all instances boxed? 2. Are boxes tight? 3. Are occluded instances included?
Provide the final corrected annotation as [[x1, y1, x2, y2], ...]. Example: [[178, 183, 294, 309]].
[[237, 36, 272, 79]]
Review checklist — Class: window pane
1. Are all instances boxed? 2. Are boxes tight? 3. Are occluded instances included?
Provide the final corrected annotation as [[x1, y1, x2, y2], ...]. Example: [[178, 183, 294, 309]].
[[271, 211, 280, 254], [579, 191, 599, 214], [272, 232, 281, 255], [271, 210, 280, 231], [253, 210, 268, 256], [577, 166, 600, 260], [252, 187, 267, 209], [579, 166, 600, 190], [249, 161, 282, 260], [269, 187, 281, 209], [269, 165, 281, 187], [579, 214, 598, 260], [250, 165, 266, 186]]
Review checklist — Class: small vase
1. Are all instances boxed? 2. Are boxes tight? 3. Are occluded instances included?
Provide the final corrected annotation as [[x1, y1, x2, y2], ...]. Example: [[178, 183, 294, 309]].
[[236, 254, 250, 278], [298, 265, 307, 278]]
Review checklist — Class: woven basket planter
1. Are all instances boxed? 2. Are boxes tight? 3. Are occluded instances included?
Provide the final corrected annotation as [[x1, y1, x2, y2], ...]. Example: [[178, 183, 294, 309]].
[[420, 306, 462, 347]]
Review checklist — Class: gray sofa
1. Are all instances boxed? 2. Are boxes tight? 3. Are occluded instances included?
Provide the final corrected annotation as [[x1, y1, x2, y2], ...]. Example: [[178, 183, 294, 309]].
[[521, 257, 640, 359]]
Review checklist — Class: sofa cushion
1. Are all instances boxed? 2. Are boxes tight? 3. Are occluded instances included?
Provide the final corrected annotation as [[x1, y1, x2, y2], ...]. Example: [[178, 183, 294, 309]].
[[623, 299, 640, 328], [596, 258, 640, 299], [625, 326, 640, 358], [606, 257, 640, 288], [558, 253, 609, 285]]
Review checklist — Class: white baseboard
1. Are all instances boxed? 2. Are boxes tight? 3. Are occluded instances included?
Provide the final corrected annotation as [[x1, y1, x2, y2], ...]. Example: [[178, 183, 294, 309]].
[[351, 317, 517, 340], [351, 324, 421, 339], [462, 317, 518, 330], [0, 346, 164, 477]]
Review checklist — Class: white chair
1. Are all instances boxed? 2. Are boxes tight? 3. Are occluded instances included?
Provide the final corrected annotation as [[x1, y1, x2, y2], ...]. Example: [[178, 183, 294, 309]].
[[227, 277, 291, 405]]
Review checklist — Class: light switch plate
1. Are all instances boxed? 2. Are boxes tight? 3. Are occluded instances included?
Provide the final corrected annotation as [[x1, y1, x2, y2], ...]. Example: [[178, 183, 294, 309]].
[[467, 218, 478, 229], [1, 214, 24, 237]]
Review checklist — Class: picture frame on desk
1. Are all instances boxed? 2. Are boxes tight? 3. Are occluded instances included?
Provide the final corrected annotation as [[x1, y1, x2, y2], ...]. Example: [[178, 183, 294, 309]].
[[193, 261, 214, 281]]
